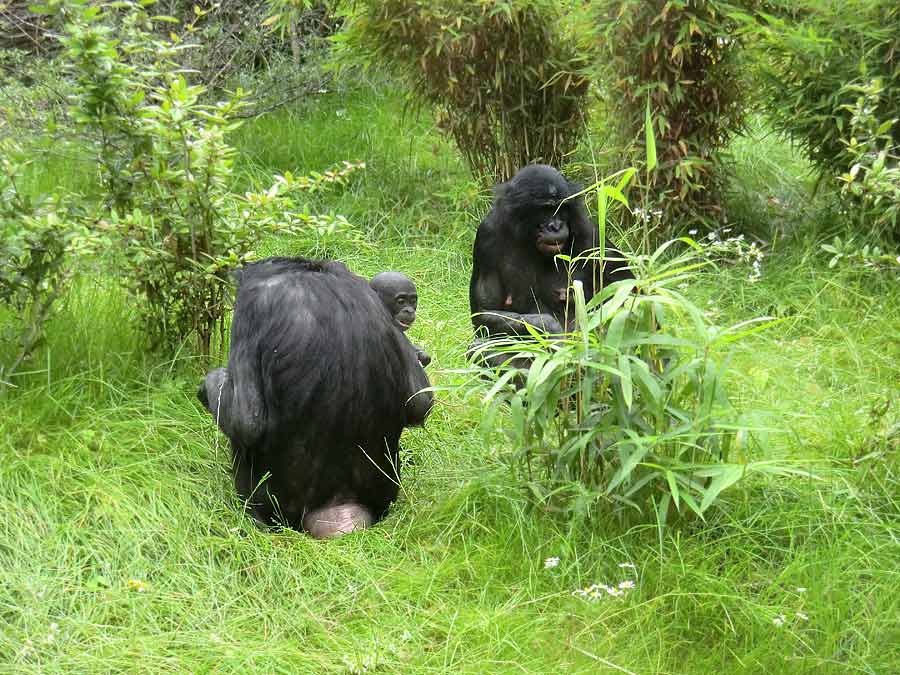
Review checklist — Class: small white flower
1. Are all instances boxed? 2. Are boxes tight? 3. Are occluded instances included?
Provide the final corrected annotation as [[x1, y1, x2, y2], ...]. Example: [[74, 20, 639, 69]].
[[544, 556, 560, 569], [618, 580, 635, 590], [796, 587, 807, 593], [796, 612, 809, 621], [688, 229, 698, 235], [772, 614, 786, 627], [618, 562, 637, 569]]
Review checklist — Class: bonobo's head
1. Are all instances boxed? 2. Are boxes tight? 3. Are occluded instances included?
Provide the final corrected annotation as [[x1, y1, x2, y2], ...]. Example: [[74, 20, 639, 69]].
[[370, 271, 418, 331], [501, 164, 580, 257]]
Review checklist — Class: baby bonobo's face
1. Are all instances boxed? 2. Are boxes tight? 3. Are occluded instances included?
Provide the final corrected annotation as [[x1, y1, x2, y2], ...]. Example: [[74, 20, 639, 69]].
[[371, 271, 418, 331]]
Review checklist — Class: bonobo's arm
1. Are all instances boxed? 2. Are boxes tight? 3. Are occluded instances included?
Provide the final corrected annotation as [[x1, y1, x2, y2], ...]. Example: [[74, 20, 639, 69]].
[[222, 293, 270, 449], [198, 367, 234, 436], [404, 361, 433, 426], [412, 343, 431, 368], [469, 231, 562, 336]]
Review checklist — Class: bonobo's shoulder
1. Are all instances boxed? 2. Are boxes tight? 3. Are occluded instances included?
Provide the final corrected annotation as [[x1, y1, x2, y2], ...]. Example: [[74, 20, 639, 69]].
[[475, 210, 502, 240]]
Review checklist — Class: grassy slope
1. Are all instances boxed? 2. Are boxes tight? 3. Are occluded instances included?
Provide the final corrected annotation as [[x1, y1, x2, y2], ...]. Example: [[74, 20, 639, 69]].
[[1, 88, 898, 675]]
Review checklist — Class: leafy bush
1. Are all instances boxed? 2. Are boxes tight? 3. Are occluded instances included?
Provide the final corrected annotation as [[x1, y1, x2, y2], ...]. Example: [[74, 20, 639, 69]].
[[0, 134, 100, 388], [50, 0, 361, 357], [747, 1, 899, 185], [595, 0, 749, 236], [835, 79, 900, 239], [467, 180, 804, 531], [339, 0, 589, 183]]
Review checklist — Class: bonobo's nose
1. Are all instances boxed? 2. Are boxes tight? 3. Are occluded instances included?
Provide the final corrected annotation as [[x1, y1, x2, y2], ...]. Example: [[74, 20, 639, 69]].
[[547, 218, 563, 233]]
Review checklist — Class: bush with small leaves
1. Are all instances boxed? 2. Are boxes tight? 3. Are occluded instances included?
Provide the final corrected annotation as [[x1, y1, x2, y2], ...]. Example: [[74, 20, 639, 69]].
[[0, 134, 102, 388], [835, 80, 900, 241], [747, 0, 899, 221], [46, 0, 361, 358]]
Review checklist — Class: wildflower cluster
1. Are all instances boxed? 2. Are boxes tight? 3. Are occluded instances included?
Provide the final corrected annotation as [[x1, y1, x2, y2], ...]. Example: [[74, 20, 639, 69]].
[[690, 227, 765, 282], [772, 586, 811, 628], [572, 579, 636, 601], [632, 206, 663, 223], [572, 564, 638, 601]]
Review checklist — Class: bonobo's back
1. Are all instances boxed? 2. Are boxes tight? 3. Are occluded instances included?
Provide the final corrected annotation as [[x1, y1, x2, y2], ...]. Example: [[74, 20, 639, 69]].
[[229, 256, 426, 448]]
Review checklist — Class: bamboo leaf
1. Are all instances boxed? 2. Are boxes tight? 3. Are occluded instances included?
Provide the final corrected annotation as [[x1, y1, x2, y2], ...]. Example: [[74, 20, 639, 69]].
[[645, 96, 657, 172]]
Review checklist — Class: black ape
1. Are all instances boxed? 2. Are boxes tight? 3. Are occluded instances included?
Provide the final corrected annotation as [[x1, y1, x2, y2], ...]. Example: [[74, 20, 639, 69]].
[[199, 257, 433, 538], [470, 164, 632, 352], [370, 271, 431, 367]]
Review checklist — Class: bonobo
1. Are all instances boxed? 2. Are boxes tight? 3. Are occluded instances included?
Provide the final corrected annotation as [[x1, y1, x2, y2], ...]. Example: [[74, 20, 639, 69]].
[[370, 271, 431, 367], [198, 257, 433, 538], [469, 164, 633, 365]]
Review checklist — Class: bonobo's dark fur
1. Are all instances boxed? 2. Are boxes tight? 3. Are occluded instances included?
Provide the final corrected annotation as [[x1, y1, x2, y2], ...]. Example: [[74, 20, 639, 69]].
[[199, 257, 433, 537], [469, 165, 633, 352]]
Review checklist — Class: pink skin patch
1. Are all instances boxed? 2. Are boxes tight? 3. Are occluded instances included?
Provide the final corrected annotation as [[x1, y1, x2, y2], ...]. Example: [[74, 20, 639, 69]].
[[303, 503, 374, 539], [504, 294, 513, 308]]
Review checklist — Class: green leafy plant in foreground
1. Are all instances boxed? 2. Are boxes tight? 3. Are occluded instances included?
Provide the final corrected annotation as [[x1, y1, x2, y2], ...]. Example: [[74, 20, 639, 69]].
[[468, 179, 810, 531]]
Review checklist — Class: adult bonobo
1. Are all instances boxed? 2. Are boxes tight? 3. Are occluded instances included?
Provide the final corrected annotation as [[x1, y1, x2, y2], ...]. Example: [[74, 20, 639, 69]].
[[370, 271, 431, 367], [469, 164, 633, 355], [199, 257, 433, 538]]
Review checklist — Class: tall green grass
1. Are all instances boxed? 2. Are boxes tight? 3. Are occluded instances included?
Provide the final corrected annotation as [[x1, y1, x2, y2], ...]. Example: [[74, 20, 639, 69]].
[[1, 87, 898, 674]]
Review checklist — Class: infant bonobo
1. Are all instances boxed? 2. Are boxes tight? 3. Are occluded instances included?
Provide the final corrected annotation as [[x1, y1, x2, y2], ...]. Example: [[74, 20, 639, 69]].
[[370, 271, 431, 368]]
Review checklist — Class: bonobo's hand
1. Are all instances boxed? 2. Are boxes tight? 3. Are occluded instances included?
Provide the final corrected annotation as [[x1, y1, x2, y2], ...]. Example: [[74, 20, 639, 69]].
[[416, 348, 432, 368]]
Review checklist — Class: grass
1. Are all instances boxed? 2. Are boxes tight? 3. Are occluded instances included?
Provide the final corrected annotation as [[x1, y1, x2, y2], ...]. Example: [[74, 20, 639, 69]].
[[2, 83, 899, 674]]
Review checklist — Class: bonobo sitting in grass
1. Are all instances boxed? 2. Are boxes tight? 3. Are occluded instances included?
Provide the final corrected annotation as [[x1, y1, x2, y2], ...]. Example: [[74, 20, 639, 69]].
[[469, 164, 634, 369]]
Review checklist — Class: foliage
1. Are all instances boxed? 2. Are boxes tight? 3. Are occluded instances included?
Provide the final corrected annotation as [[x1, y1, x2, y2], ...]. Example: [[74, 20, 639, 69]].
[[0, 133, 99, 387], [820, 236, 900, 276], [56, 0, 247, 355], [595, 0, 749, 237], [50, 0, 360, 357], [468, 181, 802, 531], [746, 1, 899, 187], [835, 80, 900, 240], [338, 0, 590, 183]]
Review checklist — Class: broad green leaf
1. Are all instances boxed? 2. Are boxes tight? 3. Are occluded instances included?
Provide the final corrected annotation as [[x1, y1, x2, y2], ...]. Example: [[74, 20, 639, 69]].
[[618, 352, 633, 410], [699, 464, 745, 512], [645, 96, 657, 172]]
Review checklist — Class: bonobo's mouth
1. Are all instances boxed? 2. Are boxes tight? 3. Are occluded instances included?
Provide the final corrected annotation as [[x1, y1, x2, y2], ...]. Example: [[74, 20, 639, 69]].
[[537, 241, 565, 255], [396, 319, 412, 330]]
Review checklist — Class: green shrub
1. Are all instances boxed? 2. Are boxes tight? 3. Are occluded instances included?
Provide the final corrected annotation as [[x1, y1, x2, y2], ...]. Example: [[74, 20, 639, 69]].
[[338, 0, 589, 183], [748, 1, 899, 189], [835, 79, 900, 240], [0, 133, 101, 388], [595, 0, 749, 236], [48, 0, 360, 358]]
